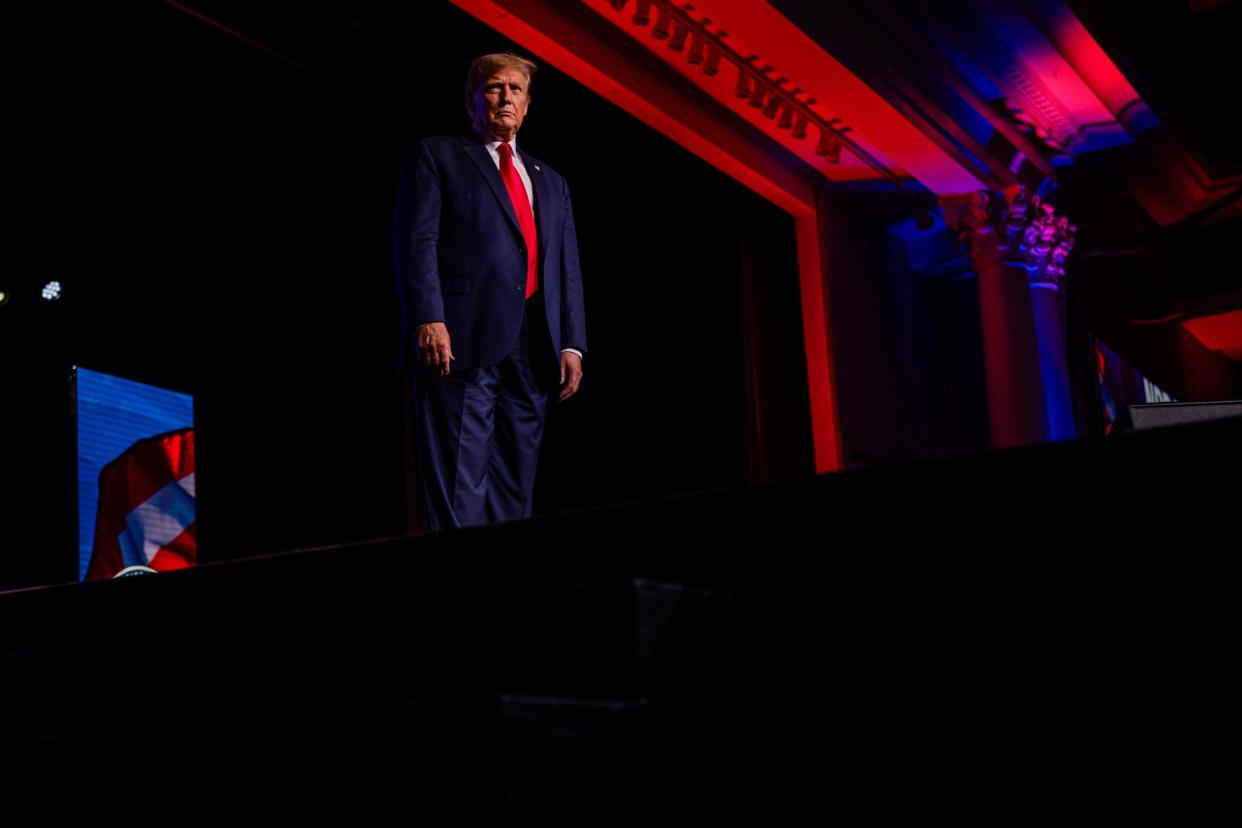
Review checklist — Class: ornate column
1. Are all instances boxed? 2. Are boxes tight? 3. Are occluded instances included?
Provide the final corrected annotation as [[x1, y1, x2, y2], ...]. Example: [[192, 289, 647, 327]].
[[942, 188, 1077, 448], [1007, 191, 1078, 441]]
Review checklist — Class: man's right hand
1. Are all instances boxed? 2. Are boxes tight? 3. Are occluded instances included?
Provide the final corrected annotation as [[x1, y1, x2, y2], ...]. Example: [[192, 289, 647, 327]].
[[418, 322, 455, 376]]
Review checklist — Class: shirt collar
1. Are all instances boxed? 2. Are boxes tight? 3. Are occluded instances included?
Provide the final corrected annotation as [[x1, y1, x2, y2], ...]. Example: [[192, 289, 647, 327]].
[[483, 137, 519, 160]]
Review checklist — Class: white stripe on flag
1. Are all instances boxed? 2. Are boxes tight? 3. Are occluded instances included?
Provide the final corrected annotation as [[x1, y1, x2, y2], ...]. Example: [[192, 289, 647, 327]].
[[118, 473, 197, 567]]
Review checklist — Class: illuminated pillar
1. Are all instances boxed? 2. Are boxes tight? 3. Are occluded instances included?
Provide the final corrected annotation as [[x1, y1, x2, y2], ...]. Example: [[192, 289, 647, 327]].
[[978, 253, 1047, 449], [1028, 272, 1077, 441], [944, 192, 1044, 448], [943, 188, 1078, 448]]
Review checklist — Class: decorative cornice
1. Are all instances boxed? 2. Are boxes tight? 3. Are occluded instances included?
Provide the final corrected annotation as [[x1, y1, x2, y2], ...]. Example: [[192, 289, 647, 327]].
[[953, 6, 1077, 156]]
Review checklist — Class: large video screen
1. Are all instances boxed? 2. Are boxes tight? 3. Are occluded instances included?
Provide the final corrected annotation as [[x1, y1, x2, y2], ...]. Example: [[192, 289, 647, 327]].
[[75, 367, 195, 581]]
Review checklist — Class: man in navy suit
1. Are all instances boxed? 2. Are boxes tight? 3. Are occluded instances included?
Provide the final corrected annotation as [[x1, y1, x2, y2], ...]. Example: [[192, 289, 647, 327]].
[[394, 52, 587, 532]]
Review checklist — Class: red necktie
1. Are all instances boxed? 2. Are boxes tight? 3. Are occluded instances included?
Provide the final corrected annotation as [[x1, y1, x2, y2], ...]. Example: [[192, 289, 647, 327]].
[[497, 142, 539, 300]]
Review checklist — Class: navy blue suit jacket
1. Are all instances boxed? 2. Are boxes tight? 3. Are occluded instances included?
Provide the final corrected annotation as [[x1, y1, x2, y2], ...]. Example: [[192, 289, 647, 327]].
[[394, 135, 588, 374]]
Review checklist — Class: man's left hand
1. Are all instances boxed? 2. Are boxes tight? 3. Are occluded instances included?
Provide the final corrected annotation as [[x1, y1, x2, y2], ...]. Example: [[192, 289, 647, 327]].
[[558, 351, 583, 402]]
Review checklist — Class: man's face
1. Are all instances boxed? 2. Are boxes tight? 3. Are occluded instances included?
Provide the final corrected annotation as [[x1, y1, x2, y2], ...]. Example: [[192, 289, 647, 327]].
[[470, 68, 530, 140]]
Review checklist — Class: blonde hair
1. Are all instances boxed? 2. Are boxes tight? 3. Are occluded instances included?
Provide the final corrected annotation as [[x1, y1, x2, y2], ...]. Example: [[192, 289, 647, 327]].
[[464, 52, 538, 114]]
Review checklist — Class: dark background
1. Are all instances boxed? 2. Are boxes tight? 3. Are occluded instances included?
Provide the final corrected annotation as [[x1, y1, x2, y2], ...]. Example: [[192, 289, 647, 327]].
[[0, 1, 809, 587]]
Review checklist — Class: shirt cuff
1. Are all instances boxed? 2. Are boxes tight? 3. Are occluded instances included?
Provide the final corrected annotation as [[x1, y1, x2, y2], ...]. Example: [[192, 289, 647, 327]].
[[561, 348, 583, 359]]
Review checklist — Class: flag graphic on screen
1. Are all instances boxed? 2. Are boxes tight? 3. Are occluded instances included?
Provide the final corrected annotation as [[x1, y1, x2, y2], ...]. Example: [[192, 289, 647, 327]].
[[86, 428, 196, 580]]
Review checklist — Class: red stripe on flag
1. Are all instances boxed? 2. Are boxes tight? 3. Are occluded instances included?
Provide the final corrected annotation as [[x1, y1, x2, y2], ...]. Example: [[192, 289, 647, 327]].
[[148, 524, 197, 572]]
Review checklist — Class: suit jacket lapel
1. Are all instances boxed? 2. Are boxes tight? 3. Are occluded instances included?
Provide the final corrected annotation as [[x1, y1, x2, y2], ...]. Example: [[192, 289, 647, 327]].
[[460, 136, 521, 238], [527, 153, 554, 263]]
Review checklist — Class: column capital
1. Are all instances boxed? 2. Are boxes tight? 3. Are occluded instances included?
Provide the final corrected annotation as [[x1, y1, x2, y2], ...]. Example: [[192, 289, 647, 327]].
[[940, 187, 1077, 289]]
